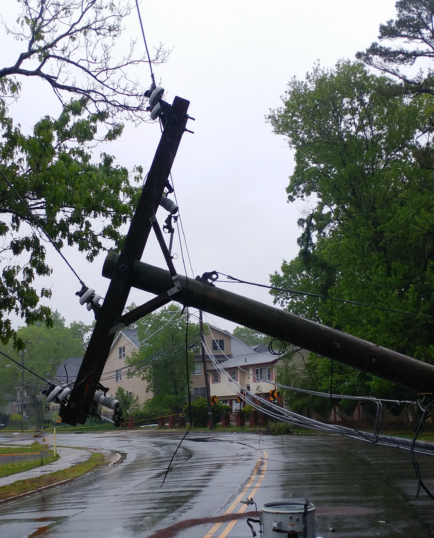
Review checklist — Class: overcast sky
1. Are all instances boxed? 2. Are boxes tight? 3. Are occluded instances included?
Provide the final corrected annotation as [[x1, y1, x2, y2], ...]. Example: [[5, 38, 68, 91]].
[[1, 0, 398, 333]]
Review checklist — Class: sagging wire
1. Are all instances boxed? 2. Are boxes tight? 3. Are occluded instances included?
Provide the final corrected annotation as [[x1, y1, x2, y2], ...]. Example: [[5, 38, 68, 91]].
[[202, 320, 413, 406], [0, 169, 85, 287], [160, 307, 192, 487], [216, 272, 434, 321], [411, 398, 434, 500], [202, 321, 434, 456], [0, 350, 50, 384]]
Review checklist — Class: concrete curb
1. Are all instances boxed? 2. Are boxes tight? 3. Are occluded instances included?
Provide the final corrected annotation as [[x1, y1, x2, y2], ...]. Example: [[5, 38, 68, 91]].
[[109, 452, 122, 466]]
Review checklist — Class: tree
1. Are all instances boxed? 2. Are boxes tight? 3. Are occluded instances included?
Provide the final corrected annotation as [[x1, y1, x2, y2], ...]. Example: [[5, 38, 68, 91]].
[[0, 312, 87, 423], [126, 304, 200, 411], [232, 326, 269, 346], [0, 0, 167, 119], [0, 0, 168, 348], [356, 1, 434, 96], [268, 61, 434, 398], [114, 387, 138, 417]]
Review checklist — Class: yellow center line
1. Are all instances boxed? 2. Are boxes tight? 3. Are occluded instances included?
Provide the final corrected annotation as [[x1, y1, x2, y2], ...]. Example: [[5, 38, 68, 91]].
[[202, 450, 268, 538], [202, 450, 263, 538], [217, 450, 268, 538]]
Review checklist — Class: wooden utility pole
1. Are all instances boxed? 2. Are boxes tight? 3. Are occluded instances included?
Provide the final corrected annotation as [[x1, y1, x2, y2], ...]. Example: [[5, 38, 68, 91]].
[[103, 254, 434, 394], [199, 310, 213, 430], [60, 97, 190, 425]]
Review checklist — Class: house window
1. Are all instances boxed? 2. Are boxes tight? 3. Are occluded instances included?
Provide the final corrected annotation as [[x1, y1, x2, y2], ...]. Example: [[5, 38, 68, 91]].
[[116, 369, 122, 382], [255, 367, 271, 381], [212, 339, 225, 351], [193, 387, 207, 398], [212, 373, 220, 384], [229, 370, 237, 382], [119, 346, 126, 359], [194, 362, 202, 375], [128, 392, 133, 399], [247, 384, 251, 391]]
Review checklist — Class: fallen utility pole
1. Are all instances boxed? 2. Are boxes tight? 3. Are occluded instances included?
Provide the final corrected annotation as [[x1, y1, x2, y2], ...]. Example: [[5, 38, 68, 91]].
[[103, 252, 434, 394], [60, 96, 190, 426]]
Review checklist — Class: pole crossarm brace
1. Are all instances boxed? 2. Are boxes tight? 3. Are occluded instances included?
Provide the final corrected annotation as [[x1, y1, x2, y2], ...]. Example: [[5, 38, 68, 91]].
[[103, 253, 434, 394], [60, 96, 190, 426]]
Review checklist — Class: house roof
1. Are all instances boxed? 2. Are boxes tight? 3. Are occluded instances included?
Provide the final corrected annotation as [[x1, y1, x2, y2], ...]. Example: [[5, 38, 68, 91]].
[[54, 357, 83, 382], [206, 333, 280, 371], [111, 328, 140, 350]]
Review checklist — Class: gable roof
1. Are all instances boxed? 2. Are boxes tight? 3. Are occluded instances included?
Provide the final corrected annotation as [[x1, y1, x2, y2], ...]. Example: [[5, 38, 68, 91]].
[[111, 328, 140, 350], [205, 330, 280, 370], [54, 357, 84, 382]]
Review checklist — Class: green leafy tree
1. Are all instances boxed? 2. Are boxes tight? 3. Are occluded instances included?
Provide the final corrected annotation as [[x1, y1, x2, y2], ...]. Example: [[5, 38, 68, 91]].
[[356, 0, 434, 96], [0, 312, 87, 423], [232, 326, 269, 346], [114, 387, 139, 417], [126, 304, 200, 412], [268, 61, 434, 399], [0, 0, 170, 349]]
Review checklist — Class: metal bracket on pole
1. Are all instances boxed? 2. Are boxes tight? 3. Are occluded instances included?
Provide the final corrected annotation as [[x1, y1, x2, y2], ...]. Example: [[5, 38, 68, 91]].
[[108, 213, 183, 335]]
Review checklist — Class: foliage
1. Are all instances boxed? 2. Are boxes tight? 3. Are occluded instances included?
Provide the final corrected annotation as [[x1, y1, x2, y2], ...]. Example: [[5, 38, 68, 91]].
[[232, 326, 269, 346], [242, 404, 253, 415], [0, 1, 170, 349], [126, 304, 200, 411], [356, 0, 434, 96], [268, 422, 292, 435], [114, 387, 139, 417], [268, 60, 434, 399], [0, 0, 168, 120], [0, 313, 88, 421], [0, 97, 143, 349], [185, 397, 232, 427]]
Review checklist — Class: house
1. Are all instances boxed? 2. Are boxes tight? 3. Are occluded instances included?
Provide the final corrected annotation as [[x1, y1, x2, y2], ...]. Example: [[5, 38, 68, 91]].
[[100, 328, 152, 405], [192, 326, 282, 410]]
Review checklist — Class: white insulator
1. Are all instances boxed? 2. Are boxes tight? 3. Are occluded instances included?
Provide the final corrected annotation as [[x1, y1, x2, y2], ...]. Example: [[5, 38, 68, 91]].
[[160, 195, 179, 215], [46, 386, 62, 403], [150, 102, 161, 121], [94, 390, 120, 411], [86, 302, 92, 311], [93, 294, 102, 306], [79, 288, 94, 305], [149, 86, 164, 108], [58, 387, 71, 402]]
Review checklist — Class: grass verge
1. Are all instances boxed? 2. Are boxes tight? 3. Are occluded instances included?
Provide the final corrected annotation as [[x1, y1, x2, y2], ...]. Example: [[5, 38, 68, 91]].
[[0, 442, 49, 455], [0, 455, 58, 479], [0, 452, 104, 502]]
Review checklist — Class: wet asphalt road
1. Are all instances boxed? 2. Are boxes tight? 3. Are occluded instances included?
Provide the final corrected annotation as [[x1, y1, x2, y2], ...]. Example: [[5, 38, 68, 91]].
[[1, 430, 434, 537]]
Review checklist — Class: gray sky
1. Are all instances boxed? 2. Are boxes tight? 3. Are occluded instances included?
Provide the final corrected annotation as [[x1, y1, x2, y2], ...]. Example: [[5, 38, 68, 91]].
[[1, 0, 398, 333]]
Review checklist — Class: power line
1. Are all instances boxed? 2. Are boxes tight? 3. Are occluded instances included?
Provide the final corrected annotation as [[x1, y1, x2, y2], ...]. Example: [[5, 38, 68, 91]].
[[0, 169, 85, 286], [217, 272, 434, 321], [134, 0, 156, 87], [0, 350, 50, 384]]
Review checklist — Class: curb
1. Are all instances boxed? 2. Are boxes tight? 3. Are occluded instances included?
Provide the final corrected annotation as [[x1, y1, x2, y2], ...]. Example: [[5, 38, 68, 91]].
[[0, 478, 74, 505], [109, 452, 122, 466]]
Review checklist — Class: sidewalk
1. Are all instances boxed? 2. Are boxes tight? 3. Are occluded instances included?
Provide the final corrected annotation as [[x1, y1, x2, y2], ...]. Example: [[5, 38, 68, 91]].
[[0, 440, 91, 488]]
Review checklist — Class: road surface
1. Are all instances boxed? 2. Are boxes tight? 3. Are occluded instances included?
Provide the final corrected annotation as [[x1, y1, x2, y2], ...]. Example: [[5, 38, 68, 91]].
[[1, 430, 434, 537]]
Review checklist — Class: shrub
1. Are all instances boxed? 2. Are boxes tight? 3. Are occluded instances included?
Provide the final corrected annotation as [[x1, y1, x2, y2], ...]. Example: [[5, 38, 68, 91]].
[[185, 398, 232, 427]]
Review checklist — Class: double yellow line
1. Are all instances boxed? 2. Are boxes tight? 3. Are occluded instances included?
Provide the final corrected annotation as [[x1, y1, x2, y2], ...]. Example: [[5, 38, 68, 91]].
[[203, 449, 268, 538]]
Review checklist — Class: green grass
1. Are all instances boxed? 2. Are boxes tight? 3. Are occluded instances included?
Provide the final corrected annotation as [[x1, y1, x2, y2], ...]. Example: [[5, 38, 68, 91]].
[[0, 442, 46, 455], [0, 454, 59, 479], [0, 452, 104, 501]]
